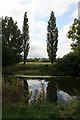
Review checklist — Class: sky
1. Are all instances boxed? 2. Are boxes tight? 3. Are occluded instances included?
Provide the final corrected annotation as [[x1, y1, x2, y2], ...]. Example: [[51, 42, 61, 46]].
[[0, 0, 79, 58]]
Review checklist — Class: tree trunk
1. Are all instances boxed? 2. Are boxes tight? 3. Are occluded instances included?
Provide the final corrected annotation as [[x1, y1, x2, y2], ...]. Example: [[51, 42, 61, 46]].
[[24, 52, 25, 64], [24, 58, 25, 64]]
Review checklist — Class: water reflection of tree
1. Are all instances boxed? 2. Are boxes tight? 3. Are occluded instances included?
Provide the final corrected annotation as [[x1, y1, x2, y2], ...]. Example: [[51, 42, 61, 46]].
[[58, 77, 80, 96], [23, 79, 29, 97], [46, 80, 57, 104]]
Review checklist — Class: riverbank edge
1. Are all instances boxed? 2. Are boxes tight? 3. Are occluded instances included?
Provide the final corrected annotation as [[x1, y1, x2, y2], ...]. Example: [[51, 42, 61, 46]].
[[14, 75, 80, 79]]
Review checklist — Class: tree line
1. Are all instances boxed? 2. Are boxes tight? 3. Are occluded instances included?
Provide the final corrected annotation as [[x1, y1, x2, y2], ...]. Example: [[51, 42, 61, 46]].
[[2, 11, 80, 68], [2, 12, 29, 66]]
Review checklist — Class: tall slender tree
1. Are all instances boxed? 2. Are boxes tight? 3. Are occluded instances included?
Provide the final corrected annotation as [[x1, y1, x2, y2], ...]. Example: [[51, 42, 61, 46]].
[[23, 12, 30, 64], [47, 11, 58, 64]]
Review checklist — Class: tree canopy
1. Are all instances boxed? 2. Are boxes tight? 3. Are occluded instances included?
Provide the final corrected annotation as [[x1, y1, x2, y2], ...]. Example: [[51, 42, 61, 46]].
[[23, 12, 30, 64], [67, 18, 80, 55], [47, 11, 58, 64], [2, 17, 23, 66]]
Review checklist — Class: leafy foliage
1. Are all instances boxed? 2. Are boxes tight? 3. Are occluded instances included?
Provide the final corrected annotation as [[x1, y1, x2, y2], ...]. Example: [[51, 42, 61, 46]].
[[55, 52, 80, 76], [67, 18, 80, 55], [47, 11, 58, 64], [23, 12, 30, 64], [2, 17, 23, 66]]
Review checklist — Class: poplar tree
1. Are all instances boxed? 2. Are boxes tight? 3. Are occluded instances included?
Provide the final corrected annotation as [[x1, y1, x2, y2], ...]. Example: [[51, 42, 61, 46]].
[[23, 12, 30, 64], [47, 11, 58, 64]]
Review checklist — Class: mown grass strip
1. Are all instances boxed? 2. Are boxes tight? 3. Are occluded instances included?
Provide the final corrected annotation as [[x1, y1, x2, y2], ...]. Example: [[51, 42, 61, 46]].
[[15, 75, 56, 79], [19, 62, 51, 65], [14, 75, 73, 79]]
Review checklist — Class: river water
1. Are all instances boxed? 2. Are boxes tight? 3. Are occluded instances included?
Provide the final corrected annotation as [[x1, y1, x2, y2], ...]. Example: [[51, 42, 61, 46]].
[[22, 77, 80, 105]]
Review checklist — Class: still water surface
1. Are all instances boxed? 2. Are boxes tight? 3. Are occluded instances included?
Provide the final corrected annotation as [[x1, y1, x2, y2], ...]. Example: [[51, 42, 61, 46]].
[[23, 77, 80, 105]]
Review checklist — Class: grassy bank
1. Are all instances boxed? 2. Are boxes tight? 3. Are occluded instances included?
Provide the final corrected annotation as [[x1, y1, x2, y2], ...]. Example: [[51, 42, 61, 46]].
[[3, 61, 76, 77], [19, 62, 51, 65], [2, 62, 53, 76], [2, 78, 80, 119], [2, 62, 80, 119], [2, 100, 80, 119]]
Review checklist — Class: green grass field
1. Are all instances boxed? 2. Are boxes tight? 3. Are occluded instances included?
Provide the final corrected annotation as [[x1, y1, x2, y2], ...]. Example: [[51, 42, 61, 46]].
[[3, 62, 54, 77], [3, 61, 77, 78]]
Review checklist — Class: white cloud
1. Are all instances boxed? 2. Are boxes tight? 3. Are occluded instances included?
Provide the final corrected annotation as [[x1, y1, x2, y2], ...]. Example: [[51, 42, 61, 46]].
[[57, 23, 72, 57], [28, 39, 48, 58], [28, 0, 78, 18], [0, 0, 79, 58], [72, 8, 78, 18]]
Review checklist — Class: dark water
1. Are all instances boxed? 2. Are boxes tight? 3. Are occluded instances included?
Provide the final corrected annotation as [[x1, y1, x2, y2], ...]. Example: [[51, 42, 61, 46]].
[[22, 77, 80, 105]]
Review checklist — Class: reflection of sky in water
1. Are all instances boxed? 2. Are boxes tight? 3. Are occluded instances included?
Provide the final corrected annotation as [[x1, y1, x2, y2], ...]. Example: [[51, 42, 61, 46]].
[[27, 79, 48, 101], [27, 79, 73, 105], [57, 90, 73, 105], [27, 79, 48, 92]]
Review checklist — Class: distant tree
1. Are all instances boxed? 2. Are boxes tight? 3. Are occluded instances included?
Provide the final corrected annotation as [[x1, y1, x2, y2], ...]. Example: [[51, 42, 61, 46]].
[[47, 11, 58, 64], [23, 12, 30, 64], [2, 17, 23, 66], [67, 18, 80, 55]]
